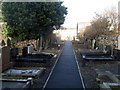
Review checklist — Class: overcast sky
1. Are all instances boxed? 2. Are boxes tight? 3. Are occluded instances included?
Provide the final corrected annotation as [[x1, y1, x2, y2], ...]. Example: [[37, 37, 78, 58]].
[[62, 0, 119, 28]]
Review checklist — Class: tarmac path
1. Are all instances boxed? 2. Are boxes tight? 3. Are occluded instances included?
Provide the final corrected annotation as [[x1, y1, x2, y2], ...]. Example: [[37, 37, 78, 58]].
[[44, 41, 84, 89]]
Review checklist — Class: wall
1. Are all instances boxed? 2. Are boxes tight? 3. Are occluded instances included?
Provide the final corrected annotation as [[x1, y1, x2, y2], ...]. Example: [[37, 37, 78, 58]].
[[97, 35, 118, 48]]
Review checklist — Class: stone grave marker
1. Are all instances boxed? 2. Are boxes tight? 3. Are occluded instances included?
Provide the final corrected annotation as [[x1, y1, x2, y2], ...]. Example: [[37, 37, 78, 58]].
[[6, 38, 11, 48], [10, 48, 18, 59], [92, 39, 96, 49], [98, 44, 104, 51], [22, 47, 28, 56], [105, 45, 113, 55], [0, 40, 5, 46], [36, 38, 40, 50], [28, 45, 33, 54], [0, 46, 12, 72]]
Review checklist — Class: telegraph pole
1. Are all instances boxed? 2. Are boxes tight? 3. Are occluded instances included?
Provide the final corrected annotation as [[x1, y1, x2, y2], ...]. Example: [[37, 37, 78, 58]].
[[76, 23, 78, 39]]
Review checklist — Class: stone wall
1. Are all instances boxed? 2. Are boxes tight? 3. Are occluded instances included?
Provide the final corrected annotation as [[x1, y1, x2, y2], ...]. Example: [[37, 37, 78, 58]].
[[15, 39, 37, 49], [97, 35, 118, 48], [13, 39, 38, 55]]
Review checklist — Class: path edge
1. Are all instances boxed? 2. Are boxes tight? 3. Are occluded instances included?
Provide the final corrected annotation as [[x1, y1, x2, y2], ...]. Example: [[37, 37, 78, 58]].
[[73, 44, 86, 90], [42, 43, 65, 89]]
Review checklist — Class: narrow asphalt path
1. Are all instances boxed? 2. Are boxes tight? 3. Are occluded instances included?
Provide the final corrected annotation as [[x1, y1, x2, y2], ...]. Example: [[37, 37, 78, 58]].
[[44, 41, 84, 89]]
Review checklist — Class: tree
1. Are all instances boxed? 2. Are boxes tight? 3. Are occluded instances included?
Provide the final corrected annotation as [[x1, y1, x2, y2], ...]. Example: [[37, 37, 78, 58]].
[[1, 2, 67, 41], [83, 7, 118, 40]]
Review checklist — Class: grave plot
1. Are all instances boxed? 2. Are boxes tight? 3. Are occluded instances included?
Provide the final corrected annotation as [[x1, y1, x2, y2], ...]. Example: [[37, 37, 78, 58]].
[[0, 46, 45, 87], [80, 45, 114, 61], [113, 49, 120, 60], [1, 67, 45, 89], [80, 44, 105, 55], [95, 70, 120, 89], [16, 53, 54, 63], [2, 67, 45, 77], [11, 46, 54, 63], [1, 77, 32, 89]]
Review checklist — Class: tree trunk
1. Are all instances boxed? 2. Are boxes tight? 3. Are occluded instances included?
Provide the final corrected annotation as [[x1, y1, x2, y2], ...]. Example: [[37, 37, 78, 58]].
[[44, 38, 51, 50]]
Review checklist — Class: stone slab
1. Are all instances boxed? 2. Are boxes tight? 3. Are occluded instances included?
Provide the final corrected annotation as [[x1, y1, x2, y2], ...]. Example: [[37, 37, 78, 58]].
[[3, 67, 45, 77]]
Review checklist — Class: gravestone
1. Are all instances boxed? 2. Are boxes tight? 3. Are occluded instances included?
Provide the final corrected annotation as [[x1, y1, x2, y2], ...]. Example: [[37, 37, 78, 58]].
[[0, 40, 5, 46], [98, 44, 104, 51], [28, 45, 33, 54], [0, 46, 12, 72], [105, 45, 113, 55], [92, 39, 96, 49], [113, 49, 120, 60], [10, 48, 18, 59], [118, 35, 120, 49], [36, 38, 40, 50], [22, 47, 28, 56], [7, 38, 11, 48]]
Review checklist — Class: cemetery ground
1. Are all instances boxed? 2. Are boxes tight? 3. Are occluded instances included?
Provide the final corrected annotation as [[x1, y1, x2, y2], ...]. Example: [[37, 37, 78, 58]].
[[29, 47, 62, 88], [1, 40, 120, 89], [1, 43, 63, 89], [73, 42, 120, 88]]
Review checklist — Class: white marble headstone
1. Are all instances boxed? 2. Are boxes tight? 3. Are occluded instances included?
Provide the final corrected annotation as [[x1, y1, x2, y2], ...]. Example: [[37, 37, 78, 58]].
[[92, 39, 96, 49], [28, 45, 33, 54]]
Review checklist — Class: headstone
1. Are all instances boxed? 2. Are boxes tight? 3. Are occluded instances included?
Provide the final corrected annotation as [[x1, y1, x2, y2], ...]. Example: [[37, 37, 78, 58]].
[[105, 45, 113, 55], [118, 35, 120, 49], [28, 45, 33, 54], [10, 48, 18, 59], [22, 47, 28, 56], [40, 36, 43, 51], [36, 38, 40, 50], [113, 49, 120, 60], [0, 46, 12, 72], [92, 39, 96, 49], [0, 40, 5, 46], [6, 38, 11, 48], [98, 44, 104, 51]]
